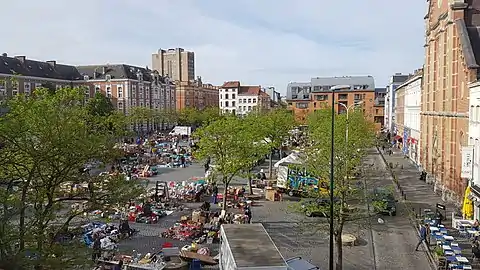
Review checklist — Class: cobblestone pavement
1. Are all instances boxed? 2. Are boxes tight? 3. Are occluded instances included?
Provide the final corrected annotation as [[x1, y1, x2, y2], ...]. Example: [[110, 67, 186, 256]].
[[365, 148, 432, 270]]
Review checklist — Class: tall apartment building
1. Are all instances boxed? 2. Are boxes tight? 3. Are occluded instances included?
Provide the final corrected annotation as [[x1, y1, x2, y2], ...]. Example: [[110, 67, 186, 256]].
[[384, 74, 409, 133], [286, 76, 384, 130], [219, 81, 271, 116], [175, 77, 219, 111], [421, 0, 480, 202], [374, 88, 387, 127], [0, 54, 84, 98], [77, 65, 176, 131], [151, 48, 195, 82]]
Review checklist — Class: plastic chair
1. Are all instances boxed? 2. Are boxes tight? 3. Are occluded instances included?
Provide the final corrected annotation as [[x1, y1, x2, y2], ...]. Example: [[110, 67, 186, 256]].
[[189, 259, 201, 270]]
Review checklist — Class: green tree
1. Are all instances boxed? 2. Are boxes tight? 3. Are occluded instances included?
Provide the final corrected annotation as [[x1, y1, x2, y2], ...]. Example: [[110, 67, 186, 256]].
[[193, 116, 265, 210], [258, 109, 295, 179], [0, 87, 143, 269], [296, 108, 377, 270], [86, 91, 115, 117]]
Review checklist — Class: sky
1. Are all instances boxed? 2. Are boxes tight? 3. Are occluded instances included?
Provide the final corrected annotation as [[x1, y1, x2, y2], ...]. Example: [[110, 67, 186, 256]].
[[0, 0, 427, 94]]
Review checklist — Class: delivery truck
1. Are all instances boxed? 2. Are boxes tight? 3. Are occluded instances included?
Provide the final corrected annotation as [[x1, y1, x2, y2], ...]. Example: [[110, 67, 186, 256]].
[[219, 224, 288, 270]]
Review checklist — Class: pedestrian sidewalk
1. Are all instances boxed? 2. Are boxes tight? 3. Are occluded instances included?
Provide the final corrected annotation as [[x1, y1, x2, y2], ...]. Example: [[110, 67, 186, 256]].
[[378, 147, 480, 269]]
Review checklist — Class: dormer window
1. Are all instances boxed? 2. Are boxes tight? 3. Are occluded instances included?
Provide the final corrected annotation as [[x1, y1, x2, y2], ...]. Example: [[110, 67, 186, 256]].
[[136, 72, 143, 81], [105, 74, 111, 81], [83, 75, 89, 81]]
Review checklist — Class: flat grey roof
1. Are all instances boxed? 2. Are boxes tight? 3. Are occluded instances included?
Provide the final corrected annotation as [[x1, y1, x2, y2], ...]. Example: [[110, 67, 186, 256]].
[[222, 223, 286, 268]]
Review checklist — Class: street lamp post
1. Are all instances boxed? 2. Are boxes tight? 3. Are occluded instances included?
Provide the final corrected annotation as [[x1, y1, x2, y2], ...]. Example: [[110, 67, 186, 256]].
[[337, 101, 364, 146], [328, 85, 351, 270]]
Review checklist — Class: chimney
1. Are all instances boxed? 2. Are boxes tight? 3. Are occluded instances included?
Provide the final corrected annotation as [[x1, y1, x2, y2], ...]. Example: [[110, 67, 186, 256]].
[[102, 67, 106, 74], [46, 60, 56, 67], [14, 56, 26, 62]]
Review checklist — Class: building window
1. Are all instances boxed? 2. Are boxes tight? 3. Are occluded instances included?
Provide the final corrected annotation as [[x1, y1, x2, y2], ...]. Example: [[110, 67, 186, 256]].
[[248, 98, 251, 103], [225, 101, 229, 107], [118, 102, 123, 110], [56, 84, 62, 90], [232, 94, 235, 99], [85, 88, 90, 99], [354, 94, 363, 100], [132, 100, 136, 106], [338, 94, 348, 100], [139, 86, 143, 98], [225, 94, 229, 99], [34, 83, 42, 89], [12, 81, 19, 95], [248, 106, 252, 111], [106, 87, 112, 98], [24, 82, 31, 95], [95, 85, 100, 93], [0, 81, 5, 95], [232, 101, 236, 107], [315, 94, 328, 101], [253, 98, 256, 103], [296, 103, 308, 109], [118, 87, 123, 98]]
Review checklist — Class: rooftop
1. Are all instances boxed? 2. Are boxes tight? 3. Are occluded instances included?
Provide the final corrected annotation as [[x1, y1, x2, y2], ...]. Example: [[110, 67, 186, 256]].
[[239, 86, 261, 95], [76, 64, 170, 83], [0, 55, 82, 81], [221, 223, 286, 268], [221, 81, 240, 88]]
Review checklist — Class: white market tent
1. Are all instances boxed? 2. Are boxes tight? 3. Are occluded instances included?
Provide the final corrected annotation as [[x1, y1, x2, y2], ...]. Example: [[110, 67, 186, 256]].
[[274, 152, 303, 168]]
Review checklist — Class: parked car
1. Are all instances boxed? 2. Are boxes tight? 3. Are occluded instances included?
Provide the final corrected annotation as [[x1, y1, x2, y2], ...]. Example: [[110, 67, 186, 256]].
[[301, 198, 339, 217], [372, 187, 397, 216]]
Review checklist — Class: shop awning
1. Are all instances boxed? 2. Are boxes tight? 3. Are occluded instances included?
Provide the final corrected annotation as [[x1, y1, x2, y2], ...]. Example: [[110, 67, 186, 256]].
[[393, 135, 402, 141], [462, 186, 474, 220], [407, 137, 417, 144]]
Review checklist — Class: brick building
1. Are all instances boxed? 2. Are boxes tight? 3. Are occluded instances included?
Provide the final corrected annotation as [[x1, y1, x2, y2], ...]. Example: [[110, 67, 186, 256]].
[[421, 0, 480, 201], [77, 65, 176, 131], [286, 76, 384, 130], [175, 77, 218, 111]]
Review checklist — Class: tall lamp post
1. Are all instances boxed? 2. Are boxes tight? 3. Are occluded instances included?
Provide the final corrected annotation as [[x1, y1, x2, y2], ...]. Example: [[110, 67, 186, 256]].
[[328, 85, 351, 270], [337, 101, 364, 145]]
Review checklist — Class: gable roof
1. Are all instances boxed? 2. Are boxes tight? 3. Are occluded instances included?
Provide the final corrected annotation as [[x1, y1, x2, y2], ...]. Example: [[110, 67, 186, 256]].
[[0, 55, 82, 80], [221, 81, 240, 88]]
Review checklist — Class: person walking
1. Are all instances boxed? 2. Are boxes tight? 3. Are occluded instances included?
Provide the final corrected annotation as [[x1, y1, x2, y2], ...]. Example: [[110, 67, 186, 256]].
[[415, 223, 430, 251], [245, 207, 252, 224], [92, 237, 102, 262]]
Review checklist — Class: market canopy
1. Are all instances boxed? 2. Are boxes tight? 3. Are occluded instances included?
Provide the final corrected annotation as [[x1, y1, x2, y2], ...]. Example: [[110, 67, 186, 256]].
[[274, 152, 303, 168]]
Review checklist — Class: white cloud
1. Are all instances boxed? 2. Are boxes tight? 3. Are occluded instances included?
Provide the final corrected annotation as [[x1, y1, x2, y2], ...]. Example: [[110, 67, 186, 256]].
[[0, 0, 426, 94]]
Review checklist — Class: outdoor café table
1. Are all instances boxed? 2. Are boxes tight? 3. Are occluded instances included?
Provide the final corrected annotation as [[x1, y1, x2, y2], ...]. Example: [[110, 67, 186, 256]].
[[456, 256, 469, 264], [451, 246, 462, 254], [446, 256, 456, 262], [444, 250, 455, 256], [443, 235, 455, 241]]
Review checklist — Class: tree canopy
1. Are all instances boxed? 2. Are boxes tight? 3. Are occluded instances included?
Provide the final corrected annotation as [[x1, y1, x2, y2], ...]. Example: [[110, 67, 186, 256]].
[[86, 91, 115, 117], [257, 109, 296, 178], [0, 87, 142, 269], [192, 115, 268, 210], [296, 108, 377, 269]]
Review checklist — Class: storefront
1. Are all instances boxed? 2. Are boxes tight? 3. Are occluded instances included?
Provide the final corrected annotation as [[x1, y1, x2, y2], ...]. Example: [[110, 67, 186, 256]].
[[407, 129, 420, 166]]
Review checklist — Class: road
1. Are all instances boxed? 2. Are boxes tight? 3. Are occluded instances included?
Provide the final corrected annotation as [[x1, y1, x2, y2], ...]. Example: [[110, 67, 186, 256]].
[[114, 151, 432, 270], [364, 149, 432, 270]]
